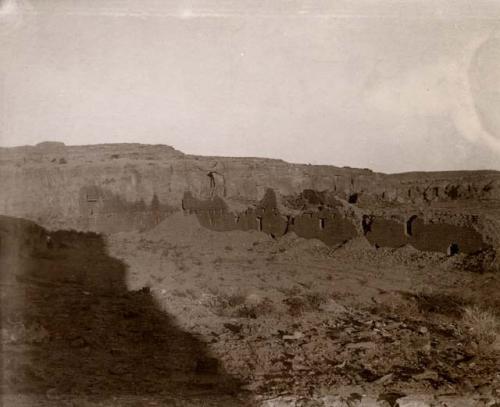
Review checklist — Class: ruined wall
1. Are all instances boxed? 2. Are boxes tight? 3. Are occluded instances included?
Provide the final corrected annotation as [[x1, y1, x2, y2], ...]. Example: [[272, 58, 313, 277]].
[[290, 210, 357, 246], [183, 189, 358, 247], [364, 216, 489, 254], [182, 187, 491, 255], [182, 189, 289, 236]]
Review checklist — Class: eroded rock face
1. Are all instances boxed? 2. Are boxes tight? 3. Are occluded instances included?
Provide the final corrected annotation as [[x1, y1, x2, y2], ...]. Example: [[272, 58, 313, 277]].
[[0, 143, 499, 256]]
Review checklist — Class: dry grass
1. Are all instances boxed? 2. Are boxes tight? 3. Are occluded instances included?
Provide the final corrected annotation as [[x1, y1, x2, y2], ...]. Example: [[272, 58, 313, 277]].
[[201, 289, 275, 318], [305, 292, 329, 310], [234, 299, 275, 319], [283, 292, 329, 316], [377, 292, 421, 319], [460, 306, 498, 350], [407, 291, 468, 317]]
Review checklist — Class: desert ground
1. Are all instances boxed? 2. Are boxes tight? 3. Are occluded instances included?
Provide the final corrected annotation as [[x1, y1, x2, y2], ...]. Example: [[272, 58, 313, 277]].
[[1, 212, 499, 406]]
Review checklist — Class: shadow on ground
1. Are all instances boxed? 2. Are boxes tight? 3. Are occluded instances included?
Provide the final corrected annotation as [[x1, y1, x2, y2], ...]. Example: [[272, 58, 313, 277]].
[[0, 215, 245, 403]]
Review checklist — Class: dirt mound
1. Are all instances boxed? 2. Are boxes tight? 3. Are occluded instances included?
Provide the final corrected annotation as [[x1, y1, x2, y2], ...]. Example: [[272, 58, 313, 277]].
[[271, 232, 331, 258], [326, 236, 450, 269], [146, 212, 209, 242]]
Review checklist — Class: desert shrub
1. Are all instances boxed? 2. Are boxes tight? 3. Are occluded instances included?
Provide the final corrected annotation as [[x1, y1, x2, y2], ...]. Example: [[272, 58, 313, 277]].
[[459, 250, 499, 274], [283, 292, 329, 316], [201, 290, 274, 318], [200, 293, 228, 315], [284, 296, 308, 317], [305, 292, 329, 310], [225, 292, 246, 307], [278, 286, 302, 297], [170, 289, 187, 298], [459, 306, 498, 350], [406, 291, 468, 317], [234, 299, 275, 319], [202, 289, 243, 316], [377, 292, 421, 319]]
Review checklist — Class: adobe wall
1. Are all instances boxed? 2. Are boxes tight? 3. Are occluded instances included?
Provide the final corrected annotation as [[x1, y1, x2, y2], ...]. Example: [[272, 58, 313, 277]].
[[288, 210, 357, 245], [410, 218, 488, 253]]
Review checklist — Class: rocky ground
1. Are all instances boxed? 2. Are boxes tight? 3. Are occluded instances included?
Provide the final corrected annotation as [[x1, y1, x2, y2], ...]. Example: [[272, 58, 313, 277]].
[[1, 213, 500, 406]]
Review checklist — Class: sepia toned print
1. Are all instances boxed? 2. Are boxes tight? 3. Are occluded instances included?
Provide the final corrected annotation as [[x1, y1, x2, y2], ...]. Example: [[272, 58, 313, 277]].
[[1, 1, 499, 406]]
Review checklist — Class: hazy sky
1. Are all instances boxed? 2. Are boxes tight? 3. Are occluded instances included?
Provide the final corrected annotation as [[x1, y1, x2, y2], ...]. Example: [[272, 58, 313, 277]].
[[1, 0, 500, 173]]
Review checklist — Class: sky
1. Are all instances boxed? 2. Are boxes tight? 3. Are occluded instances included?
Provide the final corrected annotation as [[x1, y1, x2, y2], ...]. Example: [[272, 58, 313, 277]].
[[1, 0, 500, 173]]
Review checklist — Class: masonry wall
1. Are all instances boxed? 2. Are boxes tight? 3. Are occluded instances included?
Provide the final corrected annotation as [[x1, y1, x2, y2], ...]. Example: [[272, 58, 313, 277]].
[[289, 210, 357, 246], [365, 216, 489, 254], [182, 189, 357, 246]]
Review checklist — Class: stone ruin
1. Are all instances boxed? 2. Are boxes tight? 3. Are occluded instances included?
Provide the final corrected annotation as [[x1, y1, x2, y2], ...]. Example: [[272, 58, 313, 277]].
[[182, 188, 489, 255]]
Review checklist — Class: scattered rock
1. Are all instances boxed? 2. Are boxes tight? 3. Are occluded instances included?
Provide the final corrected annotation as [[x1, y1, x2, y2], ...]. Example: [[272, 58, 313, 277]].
[[45, 388, 60, 400], [224, 323, 242, 334], [376, 373, 394, 385], [320, 301, 348, 314], [346, 341, 377, 351], [419, 327, 429, 335], [321, 395, 351, 407], [413, 370, 438, 381], [396, 395, 434, 407], [378, 392, 406, 407], [283, 331, 304, 341]]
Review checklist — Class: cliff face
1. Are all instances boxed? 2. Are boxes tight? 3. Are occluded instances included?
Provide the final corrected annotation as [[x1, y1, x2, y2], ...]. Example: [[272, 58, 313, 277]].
[[1, 142, 500, 256]]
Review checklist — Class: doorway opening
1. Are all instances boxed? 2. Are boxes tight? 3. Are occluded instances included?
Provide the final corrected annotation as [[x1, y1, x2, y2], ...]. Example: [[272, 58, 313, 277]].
[[405, 215, 418, 237], [319, 218, 325, 230], [256, 216, 263, 231], [447, 243, 459, 256]]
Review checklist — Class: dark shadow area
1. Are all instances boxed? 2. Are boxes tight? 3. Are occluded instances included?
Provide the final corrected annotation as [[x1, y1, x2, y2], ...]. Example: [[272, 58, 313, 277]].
[[0, 215, 244, 402]]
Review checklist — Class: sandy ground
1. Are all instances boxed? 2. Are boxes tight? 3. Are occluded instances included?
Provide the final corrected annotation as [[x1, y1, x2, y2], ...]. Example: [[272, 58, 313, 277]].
[[108, 213, 500, 402], [2, 213, 500, 406]]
